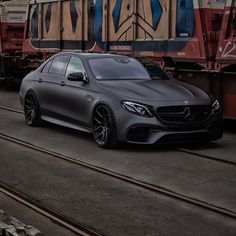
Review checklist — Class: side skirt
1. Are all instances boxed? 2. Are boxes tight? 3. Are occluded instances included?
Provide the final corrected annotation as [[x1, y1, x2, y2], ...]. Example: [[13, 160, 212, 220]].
[[41, 115, 92, 133]]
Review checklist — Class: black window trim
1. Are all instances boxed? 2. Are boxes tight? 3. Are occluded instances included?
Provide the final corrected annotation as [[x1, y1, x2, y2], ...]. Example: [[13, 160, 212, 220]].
[[64, 56, 72, 78], [40, 59, 53, 74]]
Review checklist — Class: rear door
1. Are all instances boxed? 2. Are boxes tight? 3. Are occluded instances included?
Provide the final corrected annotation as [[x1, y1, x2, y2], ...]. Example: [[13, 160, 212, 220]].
[[36, 55, 69, 119]]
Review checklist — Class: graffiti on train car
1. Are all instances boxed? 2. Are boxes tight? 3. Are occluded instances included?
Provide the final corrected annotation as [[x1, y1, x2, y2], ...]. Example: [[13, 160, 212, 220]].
[[217, 2, 236, 61], [92, 0, 195, 52], [28, 0, 95, 50], [28, 0, 195, 52], [221, 42, 236, 58]]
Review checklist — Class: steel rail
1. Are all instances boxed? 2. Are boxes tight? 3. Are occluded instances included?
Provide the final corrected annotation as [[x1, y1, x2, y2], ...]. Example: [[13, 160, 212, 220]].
[[0, 132, 236, 220], [0, 181, 105, 236], [0, 105, 235, 166], [0, 105, 23, 114], [177, 148, 236, 166]]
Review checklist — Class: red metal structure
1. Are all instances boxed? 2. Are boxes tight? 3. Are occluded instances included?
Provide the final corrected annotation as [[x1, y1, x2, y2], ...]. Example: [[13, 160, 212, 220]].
[[0, 0, 27, 87], [215, 0, 236, 118]]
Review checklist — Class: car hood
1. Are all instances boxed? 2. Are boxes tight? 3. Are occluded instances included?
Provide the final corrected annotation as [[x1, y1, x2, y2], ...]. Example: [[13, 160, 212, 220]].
[[96, 79, 210, 102]]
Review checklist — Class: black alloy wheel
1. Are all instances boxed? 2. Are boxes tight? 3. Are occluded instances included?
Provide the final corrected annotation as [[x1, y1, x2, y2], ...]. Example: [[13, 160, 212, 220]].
[[24, 92, 41, 126], [93, 105, 117, 148]]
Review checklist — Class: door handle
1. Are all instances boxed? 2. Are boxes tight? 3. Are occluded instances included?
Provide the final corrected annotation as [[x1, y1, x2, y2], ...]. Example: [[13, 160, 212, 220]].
[[38, 78, 43, 83], [60, 81, 65, 86]]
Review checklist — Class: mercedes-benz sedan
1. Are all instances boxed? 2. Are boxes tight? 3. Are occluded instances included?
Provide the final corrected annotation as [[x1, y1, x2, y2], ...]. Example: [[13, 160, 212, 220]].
[[19, 53, 223, 148]]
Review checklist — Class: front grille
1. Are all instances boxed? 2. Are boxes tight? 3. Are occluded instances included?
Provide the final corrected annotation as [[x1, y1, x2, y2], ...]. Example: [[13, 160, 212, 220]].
[[157, 105, 211, 124], [127, 127, 150, 142]]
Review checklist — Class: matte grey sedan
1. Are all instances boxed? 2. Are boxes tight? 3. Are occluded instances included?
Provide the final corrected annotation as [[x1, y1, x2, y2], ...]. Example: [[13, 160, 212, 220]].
[[19, 52, 223, 148]]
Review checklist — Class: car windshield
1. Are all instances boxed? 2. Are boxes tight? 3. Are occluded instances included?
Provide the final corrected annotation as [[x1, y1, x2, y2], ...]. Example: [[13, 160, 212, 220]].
[[137, 58, 171, 80], [144, 64, 171, 80], [88, 57, 150, 80]]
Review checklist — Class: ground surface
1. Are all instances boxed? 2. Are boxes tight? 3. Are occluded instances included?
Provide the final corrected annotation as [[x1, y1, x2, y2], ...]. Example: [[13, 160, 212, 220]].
[[0, 90, 236, 235]]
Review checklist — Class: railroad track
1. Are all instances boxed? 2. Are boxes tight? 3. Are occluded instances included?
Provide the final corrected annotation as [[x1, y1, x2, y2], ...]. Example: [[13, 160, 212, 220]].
[[0, 181, 105, 236], [0, 105, 23, 114], [0, 131, 236, 220], [177, 148, 236, 166], [0, 104, 235, 166]]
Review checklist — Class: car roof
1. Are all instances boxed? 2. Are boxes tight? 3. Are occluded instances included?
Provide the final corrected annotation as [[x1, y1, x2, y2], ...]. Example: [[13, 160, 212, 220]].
[[53, 52, 129, 60]]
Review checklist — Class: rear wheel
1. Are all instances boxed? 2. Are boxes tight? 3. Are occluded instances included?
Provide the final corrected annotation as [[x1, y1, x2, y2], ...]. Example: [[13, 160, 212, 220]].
[[93, 105, 117, 148], [24, 92, 41, 126]]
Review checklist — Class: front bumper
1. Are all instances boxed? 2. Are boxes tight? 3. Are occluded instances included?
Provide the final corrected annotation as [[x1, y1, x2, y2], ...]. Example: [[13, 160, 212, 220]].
[[116, 110, 223, 144]]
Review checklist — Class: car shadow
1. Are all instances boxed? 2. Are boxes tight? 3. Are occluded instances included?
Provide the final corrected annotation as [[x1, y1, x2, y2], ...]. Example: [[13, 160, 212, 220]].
[[42, 121, 94, 142], [120, 141, 223, 153]]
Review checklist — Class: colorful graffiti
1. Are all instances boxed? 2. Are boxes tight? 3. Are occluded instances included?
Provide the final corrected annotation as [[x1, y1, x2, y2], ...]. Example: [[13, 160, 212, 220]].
[[112, 0, 163, 33], [176, 0, 195, 37], [221, 42, 236, 58], [94, 0, 195, 52], [29, 0, 196, 52]]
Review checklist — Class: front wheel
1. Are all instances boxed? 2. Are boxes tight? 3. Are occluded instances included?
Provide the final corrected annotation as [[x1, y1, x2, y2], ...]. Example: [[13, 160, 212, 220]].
[[24, 92, 41, 127], [93, 105, 117, 148]]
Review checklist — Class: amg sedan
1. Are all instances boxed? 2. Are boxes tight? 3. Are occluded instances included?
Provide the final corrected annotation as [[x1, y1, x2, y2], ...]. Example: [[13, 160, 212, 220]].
[[19, 53, 223, 148]]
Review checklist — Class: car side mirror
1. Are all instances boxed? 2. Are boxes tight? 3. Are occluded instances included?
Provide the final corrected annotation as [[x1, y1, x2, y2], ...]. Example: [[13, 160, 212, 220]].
[[67, 72, 89, 84]]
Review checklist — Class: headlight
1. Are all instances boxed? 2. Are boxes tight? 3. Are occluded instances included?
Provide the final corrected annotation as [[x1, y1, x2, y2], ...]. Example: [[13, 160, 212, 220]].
[[121, 101, 154, 118], [211, 100, 221, 115]]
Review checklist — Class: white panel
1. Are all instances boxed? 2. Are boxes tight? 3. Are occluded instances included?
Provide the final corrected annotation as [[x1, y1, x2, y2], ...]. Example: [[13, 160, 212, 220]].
[[0, 0, 27, 22]]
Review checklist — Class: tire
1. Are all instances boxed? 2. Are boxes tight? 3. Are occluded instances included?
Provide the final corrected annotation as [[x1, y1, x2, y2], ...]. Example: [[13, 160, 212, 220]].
[[24, 92, 41, 127], [93, 105, 118, 148]]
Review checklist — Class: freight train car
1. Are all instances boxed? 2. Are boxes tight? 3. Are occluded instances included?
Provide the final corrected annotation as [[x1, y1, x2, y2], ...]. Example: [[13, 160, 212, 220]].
[[2, 0, 236, 119], [0, 0, 27, 88], [23, 0, 226, 64], [24, 0, 204, 59]]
